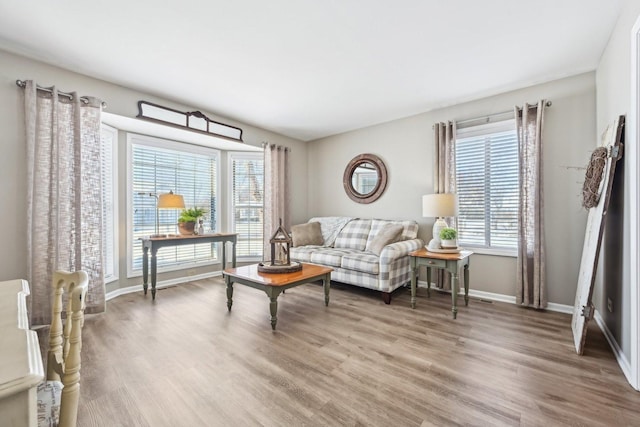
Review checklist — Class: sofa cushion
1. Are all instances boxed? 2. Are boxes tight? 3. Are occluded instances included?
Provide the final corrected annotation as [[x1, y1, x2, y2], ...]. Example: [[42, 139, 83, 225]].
[[290, 245, 323, 262], [308, 216, 353, 247], [367, 223, 403, 255], [333, 219, 371, 250], [341, 252, 380, 275], [291, 222, 324, 247], [310, 249, 352, 268], [365, 219, 419, 251]]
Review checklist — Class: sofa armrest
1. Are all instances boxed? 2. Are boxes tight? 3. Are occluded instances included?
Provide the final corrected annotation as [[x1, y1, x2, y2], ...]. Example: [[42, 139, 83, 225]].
[[379, 238, 424, 264]]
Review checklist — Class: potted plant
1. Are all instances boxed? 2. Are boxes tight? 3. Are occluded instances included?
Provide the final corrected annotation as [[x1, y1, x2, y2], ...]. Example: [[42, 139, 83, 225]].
[[439, 227, 458, 249], [178, 207, 205, 235]]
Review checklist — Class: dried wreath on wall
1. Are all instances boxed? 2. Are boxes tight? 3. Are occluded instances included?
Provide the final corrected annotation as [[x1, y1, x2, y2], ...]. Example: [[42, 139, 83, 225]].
[[581, 146, 608, 209]]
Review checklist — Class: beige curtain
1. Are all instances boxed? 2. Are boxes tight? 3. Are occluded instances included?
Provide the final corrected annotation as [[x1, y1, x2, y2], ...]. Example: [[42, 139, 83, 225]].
[[515, 101, 547, 308], [433, 121, 457, 289], [263, 143, 291, 260], [25, 80, 106, 325]]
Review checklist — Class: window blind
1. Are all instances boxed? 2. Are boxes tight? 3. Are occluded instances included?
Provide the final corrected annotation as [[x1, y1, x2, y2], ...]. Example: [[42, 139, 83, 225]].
[[455, 119, 518, 250], [230, 154, 264, 258], [131, 137, 219, 271]]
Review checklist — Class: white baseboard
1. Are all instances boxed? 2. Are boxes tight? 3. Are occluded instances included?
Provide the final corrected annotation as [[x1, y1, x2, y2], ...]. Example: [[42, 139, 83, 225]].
[[416, 281, 573, 314], [106, 271, 222, 301], [594, 310, 633, 386]]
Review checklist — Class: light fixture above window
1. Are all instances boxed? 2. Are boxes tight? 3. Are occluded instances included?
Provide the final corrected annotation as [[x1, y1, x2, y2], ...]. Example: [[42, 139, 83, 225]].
[[137, 100, 243, 142]]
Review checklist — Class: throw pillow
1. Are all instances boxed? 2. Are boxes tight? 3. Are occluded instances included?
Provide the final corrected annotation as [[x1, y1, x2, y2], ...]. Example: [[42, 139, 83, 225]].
[[291, 222, 324, 247], [368, 223, 403, 255]]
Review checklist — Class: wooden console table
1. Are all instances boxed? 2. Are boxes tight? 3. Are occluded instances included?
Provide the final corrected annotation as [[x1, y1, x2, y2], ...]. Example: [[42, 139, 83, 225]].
[[141, 233, 237, 300], [409, 248, 473, 319]]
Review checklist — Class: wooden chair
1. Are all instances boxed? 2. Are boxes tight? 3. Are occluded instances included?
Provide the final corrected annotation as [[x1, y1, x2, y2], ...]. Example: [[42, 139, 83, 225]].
[[37, 270, 88, 427]]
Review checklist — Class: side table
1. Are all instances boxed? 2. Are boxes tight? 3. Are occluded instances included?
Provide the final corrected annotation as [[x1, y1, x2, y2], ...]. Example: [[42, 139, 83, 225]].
[[409, 248, 473, 319]]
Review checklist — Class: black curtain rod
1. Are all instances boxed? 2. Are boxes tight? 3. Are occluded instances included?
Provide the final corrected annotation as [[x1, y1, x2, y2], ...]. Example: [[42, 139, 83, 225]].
[[15, 80, 107, 108], [435, 100, 552, 129]]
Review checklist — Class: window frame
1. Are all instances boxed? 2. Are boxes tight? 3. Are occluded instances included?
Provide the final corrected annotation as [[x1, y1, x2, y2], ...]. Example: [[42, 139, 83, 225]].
[[455, 118, 518, 257], [228, 151, 264, 261], [101, 124, 119, 283], [126, 133, 221, 278]]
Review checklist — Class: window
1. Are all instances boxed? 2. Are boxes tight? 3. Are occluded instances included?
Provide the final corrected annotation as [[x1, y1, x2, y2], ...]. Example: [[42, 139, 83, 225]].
[[127, 134, 220, 275], [101, 125, 118, 283], [455, 118, 518, 254], [229, 153, 264, 258]]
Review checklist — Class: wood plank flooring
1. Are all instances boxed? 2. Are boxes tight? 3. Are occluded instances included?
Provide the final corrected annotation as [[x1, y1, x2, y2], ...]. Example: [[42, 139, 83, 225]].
[[74, 278, 640, 426]]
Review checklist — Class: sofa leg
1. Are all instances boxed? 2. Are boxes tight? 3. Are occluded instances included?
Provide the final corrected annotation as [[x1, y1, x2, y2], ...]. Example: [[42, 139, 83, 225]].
[[381, 292, 392, 304]]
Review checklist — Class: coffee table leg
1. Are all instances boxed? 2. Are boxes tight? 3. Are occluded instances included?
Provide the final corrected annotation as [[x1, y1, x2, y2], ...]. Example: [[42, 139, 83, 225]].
[[323, 273, 330, 306], [269, 296, 278, 330], [226, 276, 233, 312]]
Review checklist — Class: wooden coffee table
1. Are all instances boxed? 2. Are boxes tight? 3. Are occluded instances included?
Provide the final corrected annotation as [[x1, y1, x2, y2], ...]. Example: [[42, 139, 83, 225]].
[[223, 263, 333, 330]]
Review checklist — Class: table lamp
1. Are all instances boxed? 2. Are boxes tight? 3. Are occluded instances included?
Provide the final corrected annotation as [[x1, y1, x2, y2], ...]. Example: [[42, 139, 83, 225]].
[[139, 190, 185, 237], [422, 193, 458, 250]]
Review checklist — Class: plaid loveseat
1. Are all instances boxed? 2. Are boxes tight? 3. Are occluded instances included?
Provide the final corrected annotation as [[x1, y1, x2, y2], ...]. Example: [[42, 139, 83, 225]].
[[290, 217, 423, 304]]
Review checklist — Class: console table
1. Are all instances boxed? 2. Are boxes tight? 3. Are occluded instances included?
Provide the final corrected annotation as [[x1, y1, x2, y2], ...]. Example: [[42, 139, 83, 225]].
[[409, 248, 473, 319], [0, 279, 44, 427], [141, 233, 238, 300]]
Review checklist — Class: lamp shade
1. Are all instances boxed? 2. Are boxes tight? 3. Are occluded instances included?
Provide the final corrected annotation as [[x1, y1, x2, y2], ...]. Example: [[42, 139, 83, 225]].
[[157, 191, 185, 209], [422, 193, 458, 218]]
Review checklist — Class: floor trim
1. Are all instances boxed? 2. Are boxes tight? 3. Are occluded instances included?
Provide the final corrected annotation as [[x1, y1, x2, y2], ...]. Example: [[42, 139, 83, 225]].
[[106, 271, 222, 301], [416, 281, 573, 314], [595, 309, 633, 386]]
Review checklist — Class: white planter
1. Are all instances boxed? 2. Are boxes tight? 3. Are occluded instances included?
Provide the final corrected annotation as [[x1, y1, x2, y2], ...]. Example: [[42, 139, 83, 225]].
[[441, 238, 457, 249]]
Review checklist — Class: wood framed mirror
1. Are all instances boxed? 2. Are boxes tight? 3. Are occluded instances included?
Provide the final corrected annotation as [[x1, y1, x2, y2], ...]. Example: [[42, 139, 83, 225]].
[[343, 153, 388, 204]]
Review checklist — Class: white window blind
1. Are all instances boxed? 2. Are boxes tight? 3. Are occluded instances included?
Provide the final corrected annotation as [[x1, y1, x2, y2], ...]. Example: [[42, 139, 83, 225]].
[[130, 134, 219, 272], [455, 119, 518, 251], [101, 125, 118, 282], [230, 153, 264, 258]]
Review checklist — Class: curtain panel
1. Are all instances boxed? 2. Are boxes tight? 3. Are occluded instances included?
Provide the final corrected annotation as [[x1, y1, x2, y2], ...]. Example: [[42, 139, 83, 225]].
[[25, 80, 106, 325], [262, 143, 291, 260], [433, 121, 457, 289], [515, 101, 547, 309]]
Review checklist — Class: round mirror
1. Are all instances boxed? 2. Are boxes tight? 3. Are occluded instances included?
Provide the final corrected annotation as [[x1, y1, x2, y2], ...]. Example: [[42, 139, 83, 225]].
[[343, 154, 388, 204]]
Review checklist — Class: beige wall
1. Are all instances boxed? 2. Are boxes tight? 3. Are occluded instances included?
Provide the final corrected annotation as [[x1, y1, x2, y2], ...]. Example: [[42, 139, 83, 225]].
[[308, 73, 596, 305], [0, 49, 308, 292], [595, 0, 640, 364]]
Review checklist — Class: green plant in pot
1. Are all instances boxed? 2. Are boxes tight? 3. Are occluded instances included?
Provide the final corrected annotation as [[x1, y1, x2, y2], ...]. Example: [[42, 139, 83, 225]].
[[439, 227, 458, 249], [178, 207, 205, 235]]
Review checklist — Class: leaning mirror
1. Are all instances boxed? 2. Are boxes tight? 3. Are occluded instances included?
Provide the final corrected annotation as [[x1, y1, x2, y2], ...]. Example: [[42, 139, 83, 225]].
[[343, 153, 388, 204]]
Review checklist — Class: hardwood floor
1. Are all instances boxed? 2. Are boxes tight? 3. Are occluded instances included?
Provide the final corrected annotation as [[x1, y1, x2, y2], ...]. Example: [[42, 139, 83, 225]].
[[75, 278, 640, 426]]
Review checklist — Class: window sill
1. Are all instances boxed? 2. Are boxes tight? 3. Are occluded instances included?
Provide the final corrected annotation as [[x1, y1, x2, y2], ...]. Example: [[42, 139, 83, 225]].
[[462, 247, 517, 257]]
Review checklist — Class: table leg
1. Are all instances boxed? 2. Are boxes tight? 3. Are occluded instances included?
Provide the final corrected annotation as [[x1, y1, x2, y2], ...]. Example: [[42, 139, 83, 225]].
[[323, 273, 331, 306], [426, 266, 432, 298], [232, 240, 237, 268], [226, 276, 233, 311], [142, 245, 149, 295], [222, 241, 226, 272], [464, 263, 469, 306], [265, 287, 282, 330], [410, 257, 417, 309], [451, 270, 459, 319], [151, 249, 158, 300]]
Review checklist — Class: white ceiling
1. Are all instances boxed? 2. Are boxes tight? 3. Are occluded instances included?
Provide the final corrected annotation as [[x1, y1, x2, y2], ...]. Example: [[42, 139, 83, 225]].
[[0, 0, 624, 141]]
